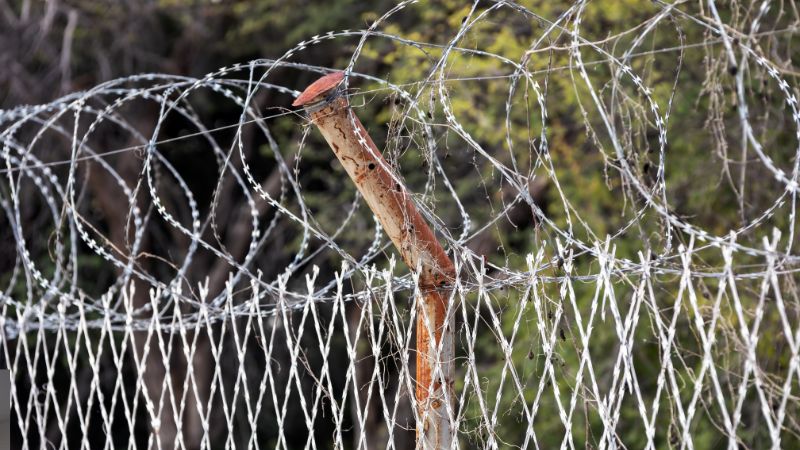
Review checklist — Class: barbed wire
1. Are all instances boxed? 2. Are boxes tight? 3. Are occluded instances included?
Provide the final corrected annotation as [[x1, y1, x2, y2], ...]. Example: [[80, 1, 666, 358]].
[[3, 1, 798, 322]]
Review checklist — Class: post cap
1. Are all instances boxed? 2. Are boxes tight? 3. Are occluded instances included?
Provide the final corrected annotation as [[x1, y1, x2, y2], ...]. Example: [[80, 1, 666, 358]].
[[292, 71, 346, 107]]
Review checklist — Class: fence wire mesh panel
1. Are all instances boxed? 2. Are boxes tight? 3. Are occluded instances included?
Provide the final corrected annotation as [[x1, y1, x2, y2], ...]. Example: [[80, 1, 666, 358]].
[[2, 0, 800, 448]]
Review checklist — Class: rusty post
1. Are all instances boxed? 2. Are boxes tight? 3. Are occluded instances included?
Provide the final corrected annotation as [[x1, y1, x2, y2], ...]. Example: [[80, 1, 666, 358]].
[[293, 72, 455, 448]]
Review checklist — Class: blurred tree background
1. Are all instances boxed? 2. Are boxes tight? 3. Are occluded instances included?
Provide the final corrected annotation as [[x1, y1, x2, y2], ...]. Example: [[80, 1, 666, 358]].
[[2, 0, 800, 448]]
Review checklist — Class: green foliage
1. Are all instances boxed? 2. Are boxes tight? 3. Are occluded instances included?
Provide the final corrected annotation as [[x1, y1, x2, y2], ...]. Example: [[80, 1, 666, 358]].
[[4, 0, 799, 447]]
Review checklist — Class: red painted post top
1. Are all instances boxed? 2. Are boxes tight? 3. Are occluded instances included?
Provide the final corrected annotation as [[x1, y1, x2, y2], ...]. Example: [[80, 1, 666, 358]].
[[292, 71, 345, 107]]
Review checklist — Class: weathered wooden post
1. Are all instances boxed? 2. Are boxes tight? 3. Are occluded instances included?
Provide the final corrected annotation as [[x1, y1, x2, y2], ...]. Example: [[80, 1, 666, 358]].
[[293, 71, 455, 448]]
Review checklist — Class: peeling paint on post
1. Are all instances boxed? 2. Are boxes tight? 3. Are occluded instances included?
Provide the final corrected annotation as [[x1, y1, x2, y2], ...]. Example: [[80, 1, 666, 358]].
[[294, 72, 455, 448]]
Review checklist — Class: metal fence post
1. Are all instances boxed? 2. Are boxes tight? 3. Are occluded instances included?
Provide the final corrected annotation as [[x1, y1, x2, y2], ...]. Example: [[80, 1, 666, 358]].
[[293, 71, 455, 448]]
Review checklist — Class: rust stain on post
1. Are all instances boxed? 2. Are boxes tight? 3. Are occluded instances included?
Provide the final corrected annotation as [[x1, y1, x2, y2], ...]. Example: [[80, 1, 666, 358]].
[[294, 71, 455, 448]]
